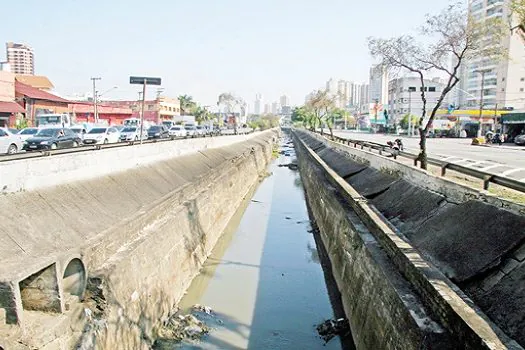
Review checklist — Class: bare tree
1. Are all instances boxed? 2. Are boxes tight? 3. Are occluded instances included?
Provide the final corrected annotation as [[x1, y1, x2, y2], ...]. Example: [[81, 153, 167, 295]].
[[305, 90, 337, 138], [368, 2, 505, 169], [218, 93, 245, 134]]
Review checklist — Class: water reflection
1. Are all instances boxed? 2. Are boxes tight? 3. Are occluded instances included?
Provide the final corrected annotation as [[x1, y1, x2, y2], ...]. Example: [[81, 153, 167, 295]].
[[162, 137, 351, 349]]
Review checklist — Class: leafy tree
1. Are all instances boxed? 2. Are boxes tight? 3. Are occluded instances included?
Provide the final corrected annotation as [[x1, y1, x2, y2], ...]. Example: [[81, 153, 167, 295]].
[[178, 95, 196, 116], [399, 114, 419, 131], [368, 3, 505, 169], [218, 92, 245, 133]]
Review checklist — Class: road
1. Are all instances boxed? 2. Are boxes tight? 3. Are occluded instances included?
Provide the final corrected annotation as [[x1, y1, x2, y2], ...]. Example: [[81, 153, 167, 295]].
[[334, 130, 525, 182]]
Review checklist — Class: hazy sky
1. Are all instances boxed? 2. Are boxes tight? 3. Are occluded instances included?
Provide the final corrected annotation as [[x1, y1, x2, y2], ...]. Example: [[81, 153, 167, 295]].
[[0, 0, 450, 108]]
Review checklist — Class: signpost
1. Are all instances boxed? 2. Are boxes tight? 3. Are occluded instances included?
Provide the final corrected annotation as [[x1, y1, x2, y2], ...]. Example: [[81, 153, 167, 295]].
[[129, 76, 162, 143]]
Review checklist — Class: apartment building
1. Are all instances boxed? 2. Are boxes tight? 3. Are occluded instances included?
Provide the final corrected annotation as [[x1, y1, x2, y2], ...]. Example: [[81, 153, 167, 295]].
[[458, 0, 525, 110], [6, 42, 34, 75]]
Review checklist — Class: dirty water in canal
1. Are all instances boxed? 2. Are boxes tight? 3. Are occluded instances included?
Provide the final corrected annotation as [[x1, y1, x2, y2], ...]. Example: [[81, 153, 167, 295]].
[[156, 136, 354, 349]]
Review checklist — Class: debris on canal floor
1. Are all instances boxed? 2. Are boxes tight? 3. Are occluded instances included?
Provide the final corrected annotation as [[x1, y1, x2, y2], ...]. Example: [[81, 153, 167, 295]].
[[278, 163, 299, 170], [316, 318, 351, 344], [192, 304, 213, 315], [156, 312, 210, 344]]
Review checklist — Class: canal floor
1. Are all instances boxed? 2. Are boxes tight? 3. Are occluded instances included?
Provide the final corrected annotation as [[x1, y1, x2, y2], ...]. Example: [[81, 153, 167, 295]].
[[172, 138, 350, 349]]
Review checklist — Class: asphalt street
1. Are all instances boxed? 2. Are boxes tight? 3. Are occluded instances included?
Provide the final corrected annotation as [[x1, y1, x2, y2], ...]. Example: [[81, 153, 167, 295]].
[[334, 130, 525, 182]]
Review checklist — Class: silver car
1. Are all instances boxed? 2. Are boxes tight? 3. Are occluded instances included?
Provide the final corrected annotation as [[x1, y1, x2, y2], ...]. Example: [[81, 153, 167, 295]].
[[119, 126, 148, 142], [0, 127, 23, 154]]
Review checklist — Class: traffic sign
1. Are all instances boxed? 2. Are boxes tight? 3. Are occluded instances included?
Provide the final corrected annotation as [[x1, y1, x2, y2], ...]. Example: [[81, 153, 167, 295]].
[[129, 76, 162, 85]]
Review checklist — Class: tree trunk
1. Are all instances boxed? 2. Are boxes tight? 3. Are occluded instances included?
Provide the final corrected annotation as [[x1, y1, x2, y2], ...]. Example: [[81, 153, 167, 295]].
[[418, 130, 428, 170], [328, 126, 334, 139], [318, 117, 324, 135]]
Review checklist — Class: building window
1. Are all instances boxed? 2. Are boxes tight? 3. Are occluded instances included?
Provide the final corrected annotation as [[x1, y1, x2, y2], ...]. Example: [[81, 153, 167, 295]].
[[428, 87, 436, 92], [521, 88, 524, 92], [502, 77, 505, 82], [502, 88, 505, 92]]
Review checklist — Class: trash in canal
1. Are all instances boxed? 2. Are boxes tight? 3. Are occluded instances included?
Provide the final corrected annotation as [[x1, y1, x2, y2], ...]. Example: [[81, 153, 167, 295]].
[[278, 163, 298, 170], [193, 304, 213, 315], [316, 318, 351, 344], [156, 312, 209, 344]]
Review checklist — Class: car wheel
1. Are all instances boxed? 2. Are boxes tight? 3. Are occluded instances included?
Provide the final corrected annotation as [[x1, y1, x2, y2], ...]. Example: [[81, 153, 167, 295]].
[[50, 143, 57, 150], [73, 141, 78, 147], [104, 139, 108, 144], [7, 144, 17, 154]]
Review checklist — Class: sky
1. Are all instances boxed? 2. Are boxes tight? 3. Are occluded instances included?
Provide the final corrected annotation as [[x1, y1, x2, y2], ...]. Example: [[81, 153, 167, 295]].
[[0, 0, 451, 109]]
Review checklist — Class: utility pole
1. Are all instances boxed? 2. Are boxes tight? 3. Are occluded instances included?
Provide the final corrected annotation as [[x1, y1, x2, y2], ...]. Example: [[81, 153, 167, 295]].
[[407, 87, 416, 137], [140, 79, 147, 144], [475, 69, 491, 137], [91, 77, 101, 123]]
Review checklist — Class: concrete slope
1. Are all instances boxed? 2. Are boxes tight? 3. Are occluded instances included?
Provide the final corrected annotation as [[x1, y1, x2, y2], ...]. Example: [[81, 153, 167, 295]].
[[295, 130, 525, 347]]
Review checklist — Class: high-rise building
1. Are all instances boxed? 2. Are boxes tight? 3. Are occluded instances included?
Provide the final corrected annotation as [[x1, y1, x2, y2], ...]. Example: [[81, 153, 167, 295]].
[[369, 64, 388, 106], [271, 101, 281, 115], [359, 84, 369, 113], [458, 0, 525, 110], [326, 78, 338, 95], [279, 94, 290, 108], [6, 42, 34, 75], [264, 103, 272, 114], [337, 80, 351, 108], [254, 93, 263, 115]]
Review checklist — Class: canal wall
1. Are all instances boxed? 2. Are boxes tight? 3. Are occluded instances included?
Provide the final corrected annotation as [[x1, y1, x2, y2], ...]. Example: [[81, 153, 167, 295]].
[[0, 130, 278, 349], [293, 129, 524, 349]]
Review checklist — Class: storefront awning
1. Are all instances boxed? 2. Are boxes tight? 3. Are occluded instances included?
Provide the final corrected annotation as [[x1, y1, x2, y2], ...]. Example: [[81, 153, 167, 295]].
[[502, 113, 525, 124], [0, 101, 24, 113]]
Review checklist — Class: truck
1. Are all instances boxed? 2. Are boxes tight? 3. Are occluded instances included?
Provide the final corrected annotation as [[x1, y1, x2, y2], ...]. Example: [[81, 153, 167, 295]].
[[35, 113, 72, 128], [123, 117, 153, 130]]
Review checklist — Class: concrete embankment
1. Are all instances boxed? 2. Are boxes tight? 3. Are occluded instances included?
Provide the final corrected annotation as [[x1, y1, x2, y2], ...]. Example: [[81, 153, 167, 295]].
[[293, 129, 525, 349], [0, 130, 278, 349]]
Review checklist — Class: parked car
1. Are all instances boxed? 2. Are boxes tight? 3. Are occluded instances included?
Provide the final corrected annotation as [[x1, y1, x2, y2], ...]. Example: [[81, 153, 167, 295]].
[[147, 125, 169, 139], [113, 125, 126, 132], [514, 134, 525, 146], [8, 128, 19, 135], [119, 126, 148, 142], [184, 125, 197, 137], [17, 127, 40, 142], [0, 128, 23, 154], [70, 126, 88, 141], [23, 128, 81, 151], [195, 125, 206, 137], [169, 125, 186, 138], [83, 127, 120, 144]]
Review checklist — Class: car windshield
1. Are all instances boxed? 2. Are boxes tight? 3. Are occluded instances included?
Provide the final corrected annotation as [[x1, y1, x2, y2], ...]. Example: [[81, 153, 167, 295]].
[[122, 127, 136, 132], [171, 126, 182, 130], [20, 128, 38, 135], [88, 128, 107, 134], [36, 129, 58, 137], [197, 126, 203, 129], [185, 126, 194, 130], [149, 126, 161, 131], [71, 128, 82, 133]]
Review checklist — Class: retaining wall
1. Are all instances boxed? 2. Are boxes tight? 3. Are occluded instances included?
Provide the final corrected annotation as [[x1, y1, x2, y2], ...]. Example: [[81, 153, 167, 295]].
[[0, 133, 260, 194], [0, 130, 278, 349], [293, 129, 523, 349]]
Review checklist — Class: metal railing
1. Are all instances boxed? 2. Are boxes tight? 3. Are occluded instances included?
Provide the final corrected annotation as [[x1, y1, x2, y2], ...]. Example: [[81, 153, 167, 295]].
[[0, 130, 255, 163], [316, 132, 525, 194]]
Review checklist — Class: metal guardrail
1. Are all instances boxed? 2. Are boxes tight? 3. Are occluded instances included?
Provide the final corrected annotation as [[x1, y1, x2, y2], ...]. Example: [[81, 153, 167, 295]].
[[0, 131, 255, 163], [319, 132, 525, 194]]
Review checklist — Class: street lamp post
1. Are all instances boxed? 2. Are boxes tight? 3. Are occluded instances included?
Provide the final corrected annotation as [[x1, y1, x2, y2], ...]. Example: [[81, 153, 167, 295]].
[[91, 77, 101, 123], [474, 69, 492, 137]]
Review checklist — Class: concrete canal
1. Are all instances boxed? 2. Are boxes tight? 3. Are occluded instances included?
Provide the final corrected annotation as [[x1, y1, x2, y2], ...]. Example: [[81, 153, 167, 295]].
[[155, 136, 354, 349]]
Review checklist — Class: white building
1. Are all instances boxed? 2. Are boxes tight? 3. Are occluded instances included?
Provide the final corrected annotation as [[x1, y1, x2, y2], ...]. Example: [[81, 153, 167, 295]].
[[271, 101, 281, 115], [254, 93, 263, 115], [326, 78, 337, 95], [6, 42, 34, 75], [264, 103, 272, 114], [458, 0, 525, 110], [388, 76, 444, 126], [279, 94, 290, 108], [337, 80, 351, 108], [369, 64, 389, 106]]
